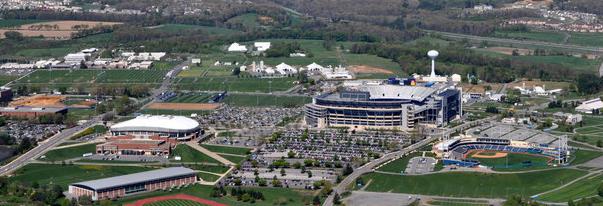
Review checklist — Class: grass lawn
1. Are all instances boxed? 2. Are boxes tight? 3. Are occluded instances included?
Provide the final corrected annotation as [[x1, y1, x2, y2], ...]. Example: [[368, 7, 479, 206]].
[[116, 185, 318, 206], [571, 149, 603, 165], [377, 152, 423, 173], [222, 93, 311, 107], [493, 30, 566, 43], [0, 19, 48, 28], [172, 144, 220, 164], [9, 164, 152, 188], [0, 75, 17, 86], [13, 69, 167, 90], [568, 32, 603, 47], [343, 53, 403, 73], [154, 24, 241, 36], [468, 152, 551, 171], [202, 144, 252, 156], [40, 143, 98, 162], [537, 173, 603, 202], [361, 169, 587, 198], [226, 13, 260, 30], [76, 159, 158, 164], [174, 76, 297, 93], [220, 154, 247, 164], [198, 172, 221, 182], [15, 47, 72, 58], [183, 164, 230, 174], [512, 55, 600, 72]]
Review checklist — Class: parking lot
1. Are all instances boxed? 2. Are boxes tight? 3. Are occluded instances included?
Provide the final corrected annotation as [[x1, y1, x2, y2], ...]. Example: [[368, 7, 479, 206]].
[[405, 156, 436, 174]]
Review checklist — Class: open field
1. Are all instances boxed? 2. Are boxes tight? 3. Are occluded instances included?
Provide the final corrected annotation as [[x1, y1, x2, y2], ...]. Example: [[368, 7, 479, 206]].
[[174, 77, 297, 93], [361, 169, 587, 198], [226, 13, 261, 29], [574, 116, 603, 147], [202, 144, 251, 156], [12, 69, 168, 89], [168, 93, 214, 103], [172, 144, 220, 164], [9, 94, 65, 107], [219, 154, 247, 164], [140, 109, 211, 116], [0, 19, 49, 28], [493, 30, 566, 43], [40, 143, 98, 162], [197, 172, 221, 182], [377, 152, 424, 173], [117, 185, 318, 206], [9, 164, 151, 188], [537, 173, 603, 202], [570, 149, 603, 165], [222, 93, 311, 107], [15, 47, 73, 58], [0, 20, 122, 39], [147, 103, 222, 111]]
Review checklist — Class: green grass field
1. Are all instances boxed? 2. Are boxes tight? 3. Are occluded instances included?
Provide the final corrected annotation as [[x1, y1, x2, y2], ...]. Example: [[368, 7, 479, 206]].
[[154, 24, 241, 35], [537, 173, 603, 202], [377, 152, 423, 173], [117, 185, 318, 206], [226, 13, 260, 30], [512, 55, 600, 72], [13, 69, 168, 89], [0, 19, 48, 28], [574, 116, 603, 147], [40, 143, 98, 162], [493, 30, 566, 43], [140, 109, 211, 116], [171, 144, 220, 164], [174, 76, 297, 93], [0, 75, 17, 86], [201, 144, 251, 156], [168, 93, 214, 103], [568, 33, 603, 47], [222, 93, 311, 107], [361, 169, 587, 198], [9, 164, 151, 188], [15, 47, 73, 58], [183, 164, 230, 174], [220, 154, 247, 164], [571, 149, 603, 165], [197, 172, 221, 182], [468, 152, 551, 171]]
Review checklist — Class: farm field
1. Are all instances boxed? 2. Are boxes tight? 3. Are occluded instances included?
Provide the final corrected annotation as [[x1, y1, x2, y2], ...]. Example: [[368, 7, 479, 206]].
[[360, 169, 587, 198], [117, 185, 318, 206], [174, 76, 297, 93], [537, 173, 603, 202], [201, 144, 252, 156], [9, 164, 152, 188], [172, 144, 220, 164], [568, 32, 603, 47], [0, 20, 122, 39], [40, 143, 98, 162]]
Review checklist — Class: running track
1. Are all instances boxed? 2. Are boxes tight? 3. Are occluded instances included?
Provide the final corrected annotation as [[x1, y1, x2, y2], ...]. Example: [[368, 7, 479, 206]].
[[125, 194, 227, 206]]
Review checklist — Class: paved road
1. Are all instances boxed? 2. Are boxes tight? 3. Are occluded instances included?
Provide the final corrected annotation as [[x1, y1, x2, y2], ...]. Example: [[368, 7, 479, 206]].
[[427, 30, 603, 54], [345, 191, 506, 206], [323, 116, 497, 206], [0, 117, 102, 176]]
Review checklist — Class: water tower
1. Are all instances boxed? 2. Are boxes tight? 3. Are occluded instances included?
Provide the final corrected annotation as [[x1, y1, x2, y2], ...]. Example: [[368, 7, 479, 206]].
[[427, 50, 439, 78]]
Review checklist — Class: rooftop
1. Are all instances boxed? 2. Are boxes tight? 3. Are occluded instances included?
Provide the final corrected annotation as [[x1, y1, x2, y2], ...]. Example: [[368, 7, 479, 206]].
[[71, 167, 196, 191], [0, 106, 67, 113], [111, 115, 200, 132]]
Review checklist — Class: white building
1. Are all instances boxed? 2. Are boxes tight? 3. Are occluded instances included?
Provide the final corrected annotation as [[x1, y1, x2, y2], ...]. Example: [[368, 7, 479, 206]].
[[64, 53, 88, 64], [228, 43, 247, 52], [576, 98, 603, 114], [254, 42, 271, 52], [306, 62, 324, 71], [275, 62, 295, 74]]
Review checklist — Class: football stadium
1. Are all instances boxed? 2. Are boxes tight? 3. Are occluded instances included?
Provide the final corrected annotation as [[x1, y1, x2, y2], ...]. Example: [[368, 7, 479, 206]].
[[110, 115, 201, 140], [304, 80, 461, 130], [434, 124, 570, 169]]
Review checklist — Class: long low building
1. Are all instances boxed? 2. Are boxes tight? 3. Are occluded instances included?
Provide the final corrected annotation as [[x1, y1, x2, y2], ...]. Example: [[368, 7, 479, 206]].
[[305, 82, 461, 130], [69, 167, 197, 201], [96, 136, 178, 156], [110, 115, 200, 140], [0, 106, 67, 119]]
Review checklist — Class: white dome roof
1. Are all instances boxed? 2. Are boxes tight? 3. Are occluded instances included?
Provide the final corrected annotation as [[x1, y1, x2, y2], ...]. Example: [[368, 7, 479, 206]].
[[111, 115, 200, 132]]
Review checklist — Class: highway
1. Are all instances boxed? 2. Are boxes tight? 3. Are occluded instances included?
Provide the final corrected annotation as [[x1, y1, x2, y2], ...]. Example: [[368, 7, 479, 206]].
[[426, 30, 603, 54], [0, 117, 102, 176], [323, 116, 497, 206]]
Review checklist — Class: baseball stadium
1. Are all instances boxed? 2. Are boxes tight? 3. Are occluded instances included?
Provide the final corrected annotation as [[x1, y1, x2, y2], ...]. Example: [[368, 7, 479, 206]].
[[434, 124, 570, 169]]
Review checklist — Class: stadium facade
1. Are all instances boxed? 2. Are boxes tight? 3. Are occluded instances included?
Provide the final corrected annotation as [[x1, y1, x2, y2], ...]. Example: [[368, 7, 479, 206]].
[[305, 82, 461, 130], [110, 115, 200, 140], [68, 167, 197, 201]]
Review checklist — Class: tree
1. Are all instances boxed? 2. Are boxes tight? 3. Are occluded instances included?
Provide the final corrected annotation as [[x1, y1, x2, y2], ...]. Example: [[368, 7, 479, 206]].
[[333, 192, 341, 205], [78, 195, 93, 206], [576, 73, 601, 95], [485, 106, 499, 114], [342, 164, 354, 176], [4, 31, 24, 41], [280, 168, 286, 176], [598, 183, 603, 198], [307, 170, 313, 178], [287, 150, 296, 158], [99, 199, 112, 206], [313, 195, 321, 205]]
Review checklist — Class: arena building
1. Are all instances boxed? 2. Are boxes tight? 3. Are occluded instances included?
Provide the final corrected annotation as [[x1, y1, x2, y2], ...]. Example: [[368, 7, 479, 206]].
[[305, 81, 461, 130], [110, 115, 200, 140], [96, 136, 178, 156], [69, 167, 197, 201]]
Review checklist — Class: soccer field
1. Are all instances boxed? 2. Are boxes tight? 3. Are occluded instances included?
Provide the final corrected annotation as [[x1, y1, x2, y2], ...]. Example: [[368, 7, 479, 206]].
[[361, 169, 587, 198], [12, 69, 168, 89], [174, 76, 297, 93]]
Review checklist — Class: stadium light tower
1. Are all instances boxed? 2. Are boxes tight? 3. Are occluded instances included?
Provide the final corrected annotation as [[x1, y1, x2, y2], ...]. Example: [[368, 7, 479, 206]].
[[427, 50, 439, 78]]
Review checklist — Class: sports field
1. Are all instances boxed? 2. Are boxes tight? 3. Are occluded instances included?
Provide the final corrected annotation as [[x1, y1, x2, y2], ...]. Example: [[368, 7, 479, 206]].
[[466, 151, 551, 171], [140, 109, 211, 116], [9, 164, 151, 188], [168, 93, 215, 103], [13, 69, 168, 89], [361, 169, 587, 198], [201, 144, 252, 156], [40, 143, 98, 162], [172, 144, 220, 163], [537, 173, 603, 202], [144, 199, 209, 206], [174, 76, 297, 93]]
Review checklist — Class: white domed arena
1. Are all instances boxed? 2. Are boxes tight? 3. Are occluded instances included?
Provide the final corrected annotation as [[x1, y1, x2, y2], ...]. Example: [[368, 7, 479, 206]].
[[110, 115, 200, 140]]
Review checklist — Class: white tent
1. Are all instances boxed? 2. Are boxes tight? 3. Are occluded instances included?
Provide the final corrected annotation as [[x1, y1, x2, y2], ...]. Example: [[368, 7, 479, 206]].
[[228, 43, 247, 52]]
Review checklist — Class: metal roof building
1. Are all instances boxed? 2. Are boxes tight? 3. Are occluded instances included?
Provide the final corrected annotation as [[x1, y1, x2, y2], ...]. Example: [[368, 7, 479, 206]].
[[69, 167, 197, 201], [110, 115, 200, 140]]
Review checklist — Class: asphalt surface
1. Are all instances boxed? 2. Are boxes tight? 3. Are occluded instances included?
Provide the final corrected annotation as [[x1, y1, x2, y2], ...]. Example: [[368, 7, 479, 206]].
[[0, 117, 102, 176]]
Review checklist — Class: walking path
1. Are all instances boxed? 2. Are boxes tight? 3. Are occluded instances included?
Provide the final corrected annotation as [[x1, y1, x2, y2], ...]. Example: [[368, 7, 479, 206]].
[[185, 141, 234, 166]]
